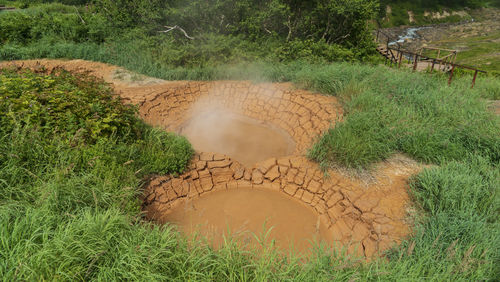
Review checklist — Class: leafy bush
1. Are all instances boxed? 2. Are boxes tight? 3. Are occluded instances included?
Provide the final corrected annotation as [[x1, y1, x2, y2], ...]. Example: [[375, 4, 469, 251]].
[[0, 6, 111, 45], [0, 68, 193, 175], [0, 1, 378, 64], [0, 68, 141, 143], [0, 12, 33, 44]]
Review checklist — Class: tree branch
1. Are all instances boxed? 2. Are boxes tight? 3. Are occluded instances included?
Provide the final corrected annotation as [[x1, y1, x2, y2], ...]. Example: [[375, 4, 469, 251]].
[[159, 25, 195, 40], [73, 6, 86, 24]]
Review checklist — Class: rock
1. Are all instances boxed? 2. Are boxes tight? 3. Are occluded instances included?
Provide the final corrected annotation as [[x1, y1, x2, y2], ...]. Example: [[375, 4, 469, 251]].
[[244, 169, 252, 181], [190, 170, 199, 180], [233, 167, 245, 180], [286, 168, 298, 183], [301, 190, 314, 204], [342, 206, 361, 217], [327, 205, 344, 221], [277, 157, 290, 167], [196, 161, 207, 170], [362, 238, 377, 257], [283, 183, 298, 196], [354, 197, 379, 213], [352, 222, 370, 242], [289, 157, 303, 168], [361, 212, 378, 223], [213, 153, 225, 161], [327, 192, 343, 207], [227, 180, 238, 190], [198, 169, 213, 192], [373, 222, 394, 235], [166, 188, 177, 201], [278, 165, 289, 175], [294, 172, 305, 185], [294, 189, 304, 200], [340, 188, 360, 203], [330, 218, 351, 239], [211, 168, 234, 184]]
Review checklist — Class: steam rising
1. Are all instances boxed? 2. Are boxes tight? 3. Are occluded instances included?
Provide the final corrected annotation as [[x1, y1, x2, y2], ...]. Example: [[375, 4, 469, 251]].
[[177, 87, 295, 167]]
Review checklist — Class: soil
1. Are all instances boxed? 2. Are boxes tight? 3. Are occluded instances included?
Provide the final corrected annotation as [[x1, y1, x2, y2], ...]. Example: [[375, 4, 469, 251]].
[[1, 59, 422, 258], [143, 153, 420, 258], [161, 186, 334, 253]]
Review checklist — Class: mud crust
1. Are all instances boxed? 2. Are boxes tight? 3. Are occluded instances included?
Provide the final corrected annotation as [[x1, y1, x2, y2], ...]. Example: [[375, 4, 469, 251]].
[[1, 59, 422, 258]]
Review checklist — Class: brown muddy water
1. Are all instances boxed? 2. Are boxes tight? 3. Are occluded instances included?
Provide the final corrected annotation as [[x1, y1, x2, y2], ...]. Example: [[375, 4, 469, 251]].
[[178, 111, 295, 167], [163, 186, 334, 254]]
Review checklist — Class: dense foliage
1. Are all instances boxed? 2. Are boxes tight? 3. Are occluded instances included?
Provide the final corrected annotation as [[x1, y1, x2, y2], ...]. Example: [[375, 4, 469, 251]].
[[0, 68, 141, 143], [0, 1, 379, 65], [0, 69, 194, 175]]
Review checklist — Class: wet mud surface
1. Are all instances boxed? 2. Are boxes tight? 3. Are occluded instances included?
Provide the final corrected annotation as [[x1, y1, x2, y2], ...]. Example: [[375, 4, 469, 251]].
[[178, 111, 295, 166], [161, 186, 333, 253], [1, 59, 422, 258], [143, 153, 420, 258]]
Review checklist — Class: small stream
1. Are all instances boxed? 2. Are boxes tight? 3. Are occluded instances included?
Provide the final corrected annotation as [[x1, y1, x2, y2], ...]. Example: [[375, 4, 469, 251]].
[[388, 27, 429, 46]]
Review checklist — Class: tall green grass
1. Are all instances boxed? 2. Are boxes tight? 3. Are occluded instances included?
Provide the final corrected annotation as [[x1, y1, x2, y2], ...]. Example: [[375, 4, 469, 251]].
[[2, 126, 498, 280], [299, 63, 500, 169], [1, 44, 499, 280]]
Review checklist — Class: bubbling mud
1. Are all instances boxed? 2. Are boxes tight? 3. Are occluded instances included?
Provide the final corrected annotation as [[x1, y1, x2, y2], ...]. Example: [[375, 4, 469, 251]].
[[161, 186, 334, 253], [178, 110, 295, 167]]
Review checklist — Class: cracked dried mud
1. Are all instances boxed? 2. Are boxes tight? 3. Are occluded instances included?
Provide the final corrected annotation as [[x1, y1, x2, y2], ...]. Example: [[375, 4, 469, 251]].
[[1, 59, 422, 258]]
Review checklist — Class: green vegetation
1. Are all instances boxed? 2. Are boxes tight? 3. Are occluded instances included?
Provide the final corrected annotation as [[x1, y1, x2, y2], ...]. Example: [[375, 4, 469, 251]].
[[1, 68, 141, 143], [1, 60, 499, 281], [1, 0, 499, 280], [303, 63, 499, 169], [0, 0, 379, 66], [377, 0, 495, 27], [422, 30, 500, 73]]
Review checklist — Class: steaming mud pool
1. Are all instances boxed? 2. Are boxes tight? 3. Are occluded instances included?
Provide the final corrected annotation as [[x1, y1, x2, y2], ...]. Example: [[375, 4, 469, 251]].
[[1, 60, 422, 259], [178, 111, 295, 167]]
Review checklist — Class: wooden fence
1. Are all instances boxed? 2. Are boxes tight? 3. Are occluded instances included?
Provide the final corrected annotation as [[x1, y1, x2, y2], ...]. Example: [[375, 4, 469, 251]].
[[375, 30, 486, 88]]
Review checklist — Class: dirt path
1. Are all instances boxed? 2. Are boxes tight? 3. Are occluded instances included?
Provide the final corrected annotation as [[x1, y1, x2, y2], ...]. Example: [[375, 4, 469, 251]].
[[1, 59, 422, 258]]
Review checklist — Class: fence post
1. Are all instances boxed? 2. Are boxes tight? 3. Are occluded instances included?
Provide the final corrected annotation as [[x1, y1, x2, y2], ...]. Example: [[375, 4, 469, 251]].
[[430, 59, 436, 73], [398, 52, 403, 68], [413, 54, 418, 71], [448, 64, 455, 86], [471, 70, 478, 88]]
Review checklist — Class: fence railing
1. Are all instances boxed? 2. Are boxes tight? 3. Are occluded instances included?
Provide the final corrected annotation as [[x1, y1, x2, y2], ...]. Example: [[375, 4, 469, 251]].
[[375, 29, 486, 88]]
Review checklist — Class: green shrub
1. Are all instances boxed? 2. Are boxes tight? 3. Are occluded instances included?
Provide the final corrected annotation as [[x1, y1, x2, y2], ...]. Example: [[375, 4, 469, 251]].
[[0, 68, 142, 143], [0, 12, 33, 44]]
